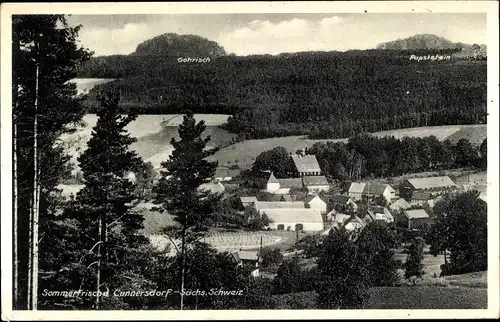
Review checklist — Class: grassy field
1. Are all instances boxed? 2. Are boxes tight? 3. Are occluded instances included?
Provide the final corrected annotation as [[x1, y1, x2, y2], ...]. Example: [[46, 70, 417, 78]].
[[272, 285, 487, 309], [209, 124, 487, 169]]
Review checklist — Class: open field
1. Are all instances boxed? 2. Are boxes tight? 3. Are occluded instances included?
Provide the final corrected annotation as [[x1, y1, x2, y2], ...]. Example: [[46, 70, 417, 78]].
[[272, 284, 487, 309], [209, 125, 487, 169], [61, 113, 232, 169], [73, 78, 115, 95]]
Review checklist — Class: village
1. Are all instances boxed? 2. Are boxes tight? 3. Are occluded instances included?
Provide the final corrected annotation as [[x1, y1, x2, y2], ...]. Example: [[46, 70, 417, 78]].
[[58, 147, 485, 278]]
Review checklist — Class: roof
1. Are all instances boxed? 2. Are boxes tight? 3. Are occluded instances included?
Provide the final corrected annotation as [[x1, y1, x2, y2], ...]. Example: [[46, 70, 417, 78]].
[[369, 205, 389, 214], [214, 167, 240, 178], [362, 183, 394, 195], [343, 215, 367, 228], [261, 208, 323, 224], [280, 195, 293, 202], [330, 195, 353, 204], [411, 191, 432, 201], [404, 209, 430, 220], [291, 155, 321, 174], [302, 175, 329, 186], [406, 176, 456, 190], [277, 178, 303, 188], [254, 201, 305, 210], [198, 182, 225, 194], [240, 196, 258, 203], [237, 250, 259, 261], [389, 198, 411, 209], [267, 172, 279, 184], [303, 195, 325, 204], [348, 182, 366, 194]]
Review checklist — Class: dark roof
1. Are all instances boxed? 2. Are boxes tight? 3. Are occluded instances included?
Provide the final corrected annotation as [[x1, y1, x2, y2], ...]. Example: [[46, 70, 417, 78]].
[[291, 155, 321, 173], [369, 205, 388, 214], [277, 178, 303, 188], [362, 183, 393, 195], [302, 175, 329, 186], [330, 195, 352, 205], [411, 191, 432, 201], [281, 195, 293, 202]]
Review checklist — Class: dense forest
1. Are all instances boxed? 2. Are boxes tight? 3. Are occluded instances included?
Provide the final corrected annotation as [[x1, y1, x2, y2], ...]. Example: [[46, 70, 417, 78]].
[[307, 134, 487, 180], [77, 48, 487, 140]]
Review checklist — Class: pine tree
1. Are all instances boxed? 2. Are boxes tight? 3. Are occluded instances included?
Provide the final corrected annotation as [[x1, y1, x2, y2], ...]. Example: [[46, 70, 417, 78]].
[[404, 238, 425, 280], [153, 111, 221, 310], [12, 14, 91, 309], [64, 93, 148, 309]]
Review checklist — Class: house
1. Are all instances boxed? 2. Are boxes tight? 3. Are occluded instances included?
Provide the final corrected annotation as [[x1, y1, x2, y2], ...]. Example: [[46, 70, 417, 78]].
[[303, 195, 328, 213], [410, 191, 433, 207], [260, 208, 323, 232], [302, 175, 330, 193], [399, 176, 456, 200], [291, 154, 322, 177], [230, 250, 260, 277], [213, 167, 240, 182], [330, 195, 358, 212], [363, 205, 394, 223], [348, 182, 396, 203], [403, 209, 430, 230], [266, 172, 302, 194], [389, 198, 411, 212], [342, 215, 367, 232], [199, 182, 225, 194], [240, 196, 258, 208]]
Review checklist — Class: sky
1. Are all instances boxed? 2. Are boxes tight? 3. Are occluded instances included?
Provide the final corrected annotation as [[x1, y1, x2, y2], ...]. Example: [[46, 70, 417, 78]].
[[66, 13, 487, 57]]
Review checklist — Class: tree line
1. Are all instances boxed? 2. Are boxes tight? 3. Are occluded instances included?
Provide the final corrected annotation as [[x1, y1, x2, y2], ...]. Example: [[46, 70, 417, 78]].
[[307, 134, 486, 180], [76, 49, 486, 140]]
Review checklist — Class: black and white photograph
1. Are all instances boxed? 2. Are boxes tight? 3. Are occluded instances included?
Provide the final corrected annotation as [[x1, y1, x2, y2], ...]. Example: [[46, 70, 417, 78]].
[[1, 1, 499, 320]]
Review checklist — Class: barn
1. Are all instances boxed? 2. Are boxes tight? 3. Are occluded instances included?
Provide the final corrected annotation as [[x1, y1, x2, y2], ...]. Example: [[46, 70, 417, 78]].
[[261, 208, 323, 232]]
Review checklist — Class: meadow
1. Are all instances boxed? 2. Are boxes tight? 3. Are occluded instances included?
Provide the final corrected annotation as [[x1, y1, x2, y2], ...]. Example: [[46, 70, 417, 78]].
[[209, 124, 487, 169]]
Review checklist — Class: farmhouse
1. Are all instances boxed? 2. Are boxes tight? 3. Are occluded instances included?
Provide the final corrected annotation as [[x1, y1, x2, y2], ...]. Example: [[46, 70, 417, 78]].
[[266, 173, 303, 194], [403, 209, 430, 230], [348, 182, 396, 203], [291, 154, 322, 177], [213, 167, 240, 182], [303, 195, 328, 213], [410, 191, 434, 207], [343, 215, 367, 232], [302, 175, 330, 193], [389, 198, 411, 212], [330, 195, 358, 212], [240, 196, 258, 208], [230, 250, 260, 277], [260, 208, 323, 232], [399, 176, 456, 199], [362, 205, 394, 223]]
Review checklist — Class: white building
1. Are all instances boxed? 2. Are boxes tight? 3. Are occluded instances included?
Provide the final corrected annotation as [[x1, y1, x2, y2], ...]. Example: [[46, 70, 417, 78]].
[[303, 195, 327, 213], [348, 182, 396, 203], [302, 175, 330, 193], [261, 208, 323, 232]]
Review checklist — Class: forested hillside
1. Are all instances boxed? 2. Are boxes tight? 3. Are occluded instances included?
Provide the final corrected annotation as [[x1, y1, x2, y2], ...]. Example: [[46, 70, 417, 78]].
[[77, 47, 487, 140]]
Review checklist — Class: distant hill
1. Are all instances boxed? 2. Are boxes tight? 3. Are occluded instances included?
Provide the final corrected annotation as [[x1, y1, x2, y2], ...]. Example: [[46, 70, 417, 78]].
[[376, 34, 487, 59], [131, 33, 226, 58]]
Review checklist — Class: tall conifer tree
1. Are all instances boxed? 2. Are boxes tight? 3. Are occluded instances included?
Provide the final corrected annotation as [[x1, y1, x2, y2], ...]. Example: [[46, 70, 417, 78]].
[[153, 111, 221, 310]]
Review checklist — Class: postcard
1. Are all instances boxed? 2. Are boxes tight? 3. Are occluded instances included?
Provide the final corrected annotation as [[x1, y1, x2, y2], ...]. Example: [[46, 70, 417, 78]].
[[1, 1, 498, 320]]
